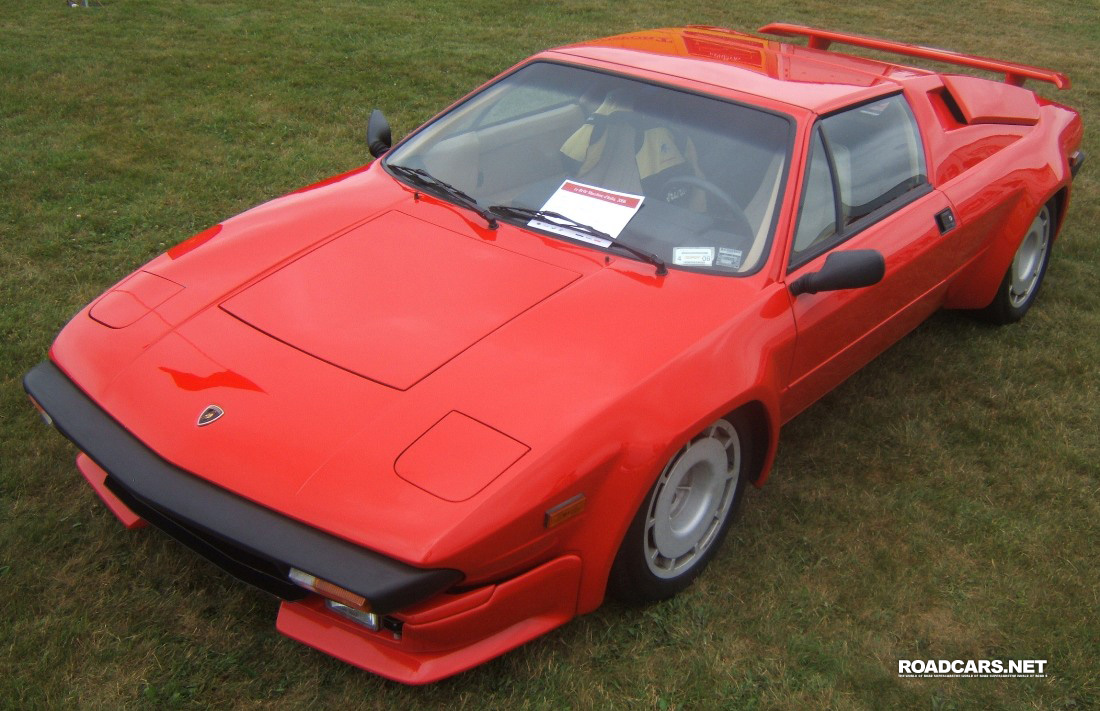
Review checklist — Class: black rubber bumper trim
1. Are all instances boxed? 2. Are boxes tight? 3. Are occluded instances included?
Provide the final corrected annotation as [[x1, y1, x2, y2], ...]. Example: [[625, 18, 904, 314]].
[[23, 360, 462, 613], [103, 474, 311, 601]]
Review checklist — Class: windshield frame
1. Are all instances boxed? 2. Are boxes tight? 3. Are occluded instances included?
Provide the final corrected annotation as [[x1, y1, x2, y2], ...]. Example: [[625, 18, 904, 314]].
[[382, 59, 797, 278]]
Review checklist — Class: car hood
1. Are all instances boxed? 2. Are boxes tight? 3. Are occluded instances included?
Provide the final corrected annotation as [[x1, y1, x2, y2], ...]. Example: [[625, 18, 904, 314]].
[[221, 210, 580, 390]]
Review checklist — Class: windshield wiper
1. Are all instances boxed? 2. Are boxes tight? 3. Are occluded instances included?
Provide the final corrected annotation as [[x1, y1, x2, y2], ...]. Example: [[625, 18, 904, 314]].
[[488, 205, 667, 276], [388, 164, 497, 229]]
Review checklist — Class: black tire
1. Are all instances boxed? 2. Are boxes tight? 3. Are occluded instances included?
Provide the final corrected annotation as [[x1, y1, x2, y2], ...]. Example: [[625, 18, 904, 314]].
[[976, 202, 1054, 325], [608, 414, 751, 604]]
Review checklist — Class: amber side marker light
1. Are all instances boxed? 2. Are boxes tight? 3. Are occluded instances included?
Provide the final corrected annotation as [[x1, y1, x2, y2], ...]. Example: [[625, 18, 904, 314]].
[[288, 567, 370, 611], [27, 395, 53, 427], [544, 493, 586, 529]]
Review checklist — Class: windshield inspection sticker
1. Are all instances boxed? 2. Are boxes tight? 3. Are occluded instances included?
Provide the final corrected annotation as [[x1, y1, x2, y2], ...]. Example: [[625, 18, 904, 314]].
[[716, 247, 743, 269], [672, 247, 715, 267], [533, 180, 645, 246]]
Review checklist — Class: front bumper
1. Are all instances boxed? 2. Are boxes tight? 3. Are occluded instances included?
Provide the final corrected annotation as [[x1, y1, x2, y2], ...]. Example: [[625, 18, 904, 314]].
[[24, 360, 583, 682], [24, 360, 459, 610]]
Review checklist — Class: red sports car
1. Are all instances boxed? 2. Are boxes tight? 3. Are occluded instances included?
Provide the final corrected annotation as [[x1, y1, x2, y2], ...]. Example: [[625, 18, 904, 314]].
[[25, 24, 1083, 683]]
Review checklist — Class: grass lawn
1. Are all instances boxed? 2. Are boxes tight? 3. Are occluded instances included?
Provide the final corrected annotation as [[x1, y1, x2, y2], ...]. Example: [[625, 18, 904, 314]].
[[1, 1, 1097, 708]]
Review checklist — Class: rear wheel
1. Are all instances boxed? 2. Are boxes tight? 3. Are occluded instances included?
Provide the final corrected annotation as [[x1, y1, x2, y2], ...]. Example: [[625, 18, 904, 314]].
[[977, 203, 1054, 324], [609, 415, 750, 604]]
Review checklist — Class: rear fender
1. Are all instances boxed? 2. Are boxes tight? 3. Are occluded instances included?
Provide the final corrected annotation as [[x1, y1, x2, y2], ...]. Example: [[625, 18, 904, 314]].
[[943, 106, 1080, 311], [942, 175, 1065, 311]]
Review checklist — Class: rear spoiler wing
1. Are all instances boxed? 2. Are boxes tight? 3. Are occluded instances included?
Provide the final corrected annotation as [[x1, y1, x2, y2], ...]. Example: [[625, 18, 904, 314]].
[[759, 23, 1070, 90]]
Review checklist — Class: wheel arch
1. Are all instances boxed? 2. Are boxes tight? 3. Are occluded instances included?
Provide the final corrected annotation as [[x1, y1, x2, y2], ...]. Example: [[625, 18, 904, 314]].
[[1050, 184, 1069, 240], [603, 397, 777, 605], [721, 399, 777, 488], [943, 184, 1065, 311], [578, 393, 781, 613]]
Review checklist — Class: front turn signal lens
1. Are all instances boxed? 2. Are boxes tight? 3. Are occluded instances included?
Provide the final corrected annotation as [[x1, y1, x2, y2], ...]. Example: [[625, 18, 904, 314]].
[[288, 567, 370, 611], [27, 395, 53, 427]]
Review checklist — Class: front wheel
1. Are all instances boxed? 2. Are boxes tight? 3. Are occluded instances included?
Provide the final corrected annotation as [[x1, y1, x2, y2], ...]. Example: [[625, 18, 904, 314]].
[[608, 415, 750, 604], [977, 203, 1054, 324]]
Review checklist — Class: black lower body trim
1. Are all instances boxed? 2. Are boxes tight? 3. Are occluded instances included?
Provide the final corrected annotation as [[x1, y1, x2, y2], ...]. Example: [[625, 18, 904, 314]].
[[104, 475, 308, 600]]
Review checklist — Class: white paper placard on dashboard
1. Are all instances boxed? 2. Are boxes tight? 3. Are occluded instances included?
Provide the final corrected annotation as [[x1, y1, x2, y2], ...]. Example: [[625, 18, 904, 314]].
[[530, 180, 645, 245]]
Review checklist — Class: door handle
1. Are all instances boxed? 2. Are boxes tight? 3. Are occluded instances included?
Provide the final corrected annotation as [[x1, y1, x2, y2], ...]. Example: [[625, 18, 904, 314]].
[[935, 207, 957, 235]]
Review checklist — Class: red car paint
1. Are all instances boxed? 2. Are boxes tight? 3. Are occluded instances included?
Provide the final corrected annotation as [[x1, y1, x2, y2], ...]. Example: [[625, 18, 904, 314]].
[[27, 25, 1081, 683]]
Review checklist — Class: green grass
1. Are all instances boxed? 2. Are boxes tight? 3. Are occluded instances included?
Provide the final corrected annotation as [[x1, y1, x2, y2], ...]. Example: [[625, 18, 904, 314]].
[[2, 1, 1097, 709]]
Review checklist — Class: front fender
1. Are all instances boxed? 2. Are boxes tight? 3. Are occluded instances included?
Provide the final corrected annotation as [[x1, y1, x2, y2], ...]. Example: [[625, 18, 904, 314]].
[[570, 284, 793, 613]]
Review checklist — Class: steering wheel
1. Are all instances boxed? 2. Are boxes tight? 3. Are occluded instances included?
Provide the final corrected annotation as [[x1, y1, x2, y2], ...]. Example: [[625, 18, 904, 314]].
[[661, 175, 752, 236]]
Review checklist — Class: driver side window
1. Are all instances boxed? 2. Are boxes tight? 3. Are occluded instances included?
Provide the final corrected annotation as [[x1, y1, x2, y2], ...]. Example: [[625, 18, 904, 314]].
[[790, 94, 927, 269]]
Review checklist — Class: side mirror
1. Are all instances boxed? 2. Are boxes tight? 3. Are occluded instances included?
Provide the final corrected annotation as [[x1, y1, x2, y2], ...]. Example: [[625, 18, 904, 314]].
[[366, 109, 391, 159], [789, 249, 885, 296]]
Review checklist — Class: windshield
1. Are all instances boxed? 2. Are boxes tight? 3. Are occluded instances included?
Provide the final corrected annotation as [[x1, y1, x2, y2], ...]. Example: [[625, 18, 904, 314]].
[[385, 61, 792, 274]]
